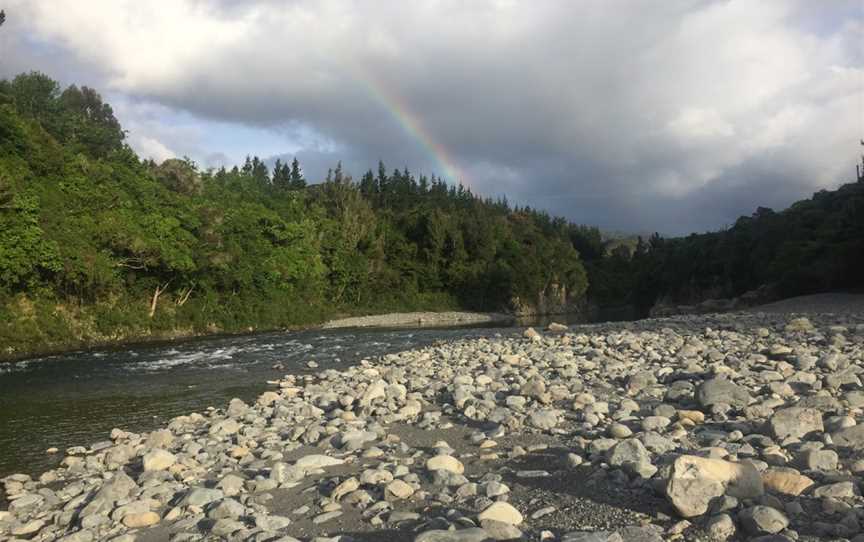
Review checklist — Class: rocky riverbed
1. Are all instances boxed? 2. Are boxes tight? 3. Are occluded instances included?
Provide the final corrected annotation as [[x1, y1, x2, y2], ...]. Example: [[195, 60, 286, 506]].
[[2, 306, 863, 542]]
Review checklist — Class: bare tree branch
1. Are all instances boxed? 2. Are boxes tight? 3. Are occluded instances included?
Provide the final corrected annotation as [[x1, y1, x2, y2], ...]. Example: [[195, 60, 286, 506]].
[[114, 258, 148, 270], [176, 283, 195, 306], [148, 280, 172, 318]]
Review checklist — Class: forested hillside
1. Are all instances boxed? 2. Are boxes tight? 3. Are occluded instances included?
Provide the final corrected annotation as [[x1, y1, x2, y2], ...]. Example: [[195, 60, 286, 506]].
[[0, 72, 588, 357], [1, 71, 862, 358], [584, 174, 864, 315]]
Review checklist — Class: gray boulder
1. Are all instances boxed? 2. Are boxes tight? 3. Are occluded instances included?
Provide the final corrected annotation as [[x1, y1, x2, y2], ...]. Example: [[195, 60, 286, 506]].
[[697, 378, 752, 409], [769, 407, 823, 440], [738, 506, 789, 535], [832, 424, 864, 448]]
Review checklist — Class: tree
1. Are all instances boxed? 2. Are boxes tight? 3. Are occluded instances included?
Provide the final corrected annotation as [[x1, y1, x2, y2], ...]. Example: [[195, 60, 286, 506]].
[[0, 192, 62, 292], [376, 160, 389, 207], [858, 140, 863, 182], [289, 157, 306, 189], [154, 158, 201, 195], [272, 159, 290, 191], [9, 72, 60, 121], [240, 155, 269, 188], [333, 161, 344, 184], [57, 84, 125, 156], [24, 71, 837, 355], [568, 225, 604, 261], [0, 10, 6, 27]]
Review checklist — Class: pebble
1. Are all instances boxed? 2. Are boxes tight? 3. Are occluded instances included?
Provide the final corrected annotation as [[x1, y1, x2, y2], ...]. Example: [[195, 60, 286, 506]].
[[2, 311, 860, 542], [531, 506, 557, 519], [478, 501, 524, 525], [415, 528, 491, 542], [11, 519, 45, 537], [122, 512, 160, 528], [142, 449, 176, 471], [313, 511, 343, 524], [295, 454, 345, 470], [385, 479, 415, 499], [426, 455, 465, 474], [738, 505, 790, 535]]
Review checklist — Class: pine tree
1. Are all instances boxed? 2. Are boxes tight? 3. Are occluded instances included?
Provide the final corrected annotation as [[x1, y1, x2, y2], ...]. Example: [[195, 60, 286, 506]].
[[289, 157, 306, 189], [376, 161, 389, 208], [858, 140, 864, 183], [250, 156, 269, 185], [272, 159, 290, 191], [359, 169, 377, 199]]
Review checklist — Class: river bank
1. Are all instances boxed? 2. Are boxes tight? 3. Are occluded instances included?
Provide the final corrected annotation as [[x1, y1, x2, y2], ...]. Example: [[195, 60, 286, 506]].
[[321, 311, 515, 329], [0, 327, 264, 365], [2, 301, 863, 541], [0, 310, 528, 365], [0, 325, 522, 482]]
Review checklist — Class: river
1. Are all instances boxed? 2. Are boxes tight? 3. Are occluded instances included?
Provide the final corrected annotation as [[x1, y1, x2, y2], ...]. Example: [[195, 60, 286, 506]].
[[0, 320, 577, 480]]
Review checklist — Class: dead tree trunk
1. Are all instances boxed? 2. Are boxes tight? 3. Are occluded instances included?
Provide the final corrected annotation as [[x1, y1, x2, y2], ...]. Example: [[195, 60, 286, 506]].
[[176, 284, 195, 306], [149, 281, 171, 318]]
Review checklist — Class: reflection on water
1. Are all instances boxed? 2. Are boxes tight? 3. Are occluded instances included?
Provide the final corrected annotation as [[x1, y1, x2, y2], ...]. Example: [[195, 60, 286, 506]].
[[0, 323, 524, 479]]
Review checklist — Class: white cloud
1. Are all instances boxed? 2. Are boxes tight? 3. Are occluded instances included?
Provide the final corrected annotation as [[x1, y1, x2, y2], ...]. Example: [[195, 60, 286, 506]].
[[130, 135, 175, 163], [3, 0, 862, 232], [667, 108, 735, 140]]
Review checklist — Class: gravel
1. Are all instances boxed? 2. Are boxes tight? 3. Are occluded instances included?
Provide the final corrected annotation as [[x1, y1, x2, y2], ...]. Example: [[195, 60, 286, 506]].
[[2, 296, 863, 541]]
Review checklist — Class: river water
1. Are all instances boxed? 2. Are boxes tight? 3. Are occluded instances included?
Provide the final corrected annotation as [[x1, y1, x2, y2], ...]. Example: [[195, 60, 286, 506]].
[[0, 321, 565, 480]]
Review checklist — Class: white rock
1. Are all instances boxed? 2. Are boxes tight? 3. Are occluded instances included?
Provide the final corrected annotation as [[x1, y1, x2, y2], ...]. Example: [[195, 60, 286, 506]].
[[142, 449, 176, 471], [426, 455, 464, 474], [295, 454, 345, 470], [666, 455, 764, 518], [478, 501, 523, 525]]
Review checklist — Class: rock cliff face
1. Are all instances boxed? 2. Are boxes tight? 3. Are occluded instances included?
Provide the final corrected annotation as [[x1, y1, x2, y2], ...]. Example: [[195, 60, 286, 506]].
[[510, 282, 579, 316], [510, 283, 636, 322]]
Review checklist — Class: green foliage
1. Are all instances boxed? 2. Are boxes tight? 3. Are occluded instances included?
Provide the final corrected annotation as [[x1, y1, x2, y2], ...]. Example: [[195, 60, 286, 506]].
[[0, 191, 62, 290], [56, 85, 125, 157], [585, 182, 864, 315], [6, 72, 60, 122], [4, 71, 860, 358], [0, 72, 593, 357]]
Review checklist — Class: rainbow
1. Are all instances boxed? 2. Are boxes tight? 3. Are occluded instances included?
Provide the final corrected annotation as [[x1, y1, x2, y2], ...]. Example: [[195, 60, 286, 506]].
[[354, 69, 467, 187]]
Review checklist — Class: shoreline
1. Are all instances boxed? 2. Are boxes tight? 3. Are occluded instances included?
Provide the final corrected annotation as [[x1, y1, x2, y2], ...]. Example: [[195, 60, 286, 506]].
[[0, 325, 288, 365], [2, 308, 862, 541], [321, 311, 516, 329], [0, 310, 524, 365], [6, 292, 857, 365]]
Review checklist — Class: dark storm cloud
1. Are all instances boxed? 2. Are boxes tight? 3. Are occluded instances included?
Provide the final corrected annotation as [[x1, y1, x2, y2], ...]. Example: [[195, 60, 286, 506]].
[[4, 0, 862, 233]]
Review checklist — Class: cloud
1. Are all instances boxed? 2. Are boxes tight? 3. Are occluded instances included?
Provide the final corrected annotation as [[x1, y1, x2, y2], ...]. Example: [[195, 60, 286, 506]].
[[667, 108, 736, 141], [2, 0, 862, 233], [131, 135, 176, 163]]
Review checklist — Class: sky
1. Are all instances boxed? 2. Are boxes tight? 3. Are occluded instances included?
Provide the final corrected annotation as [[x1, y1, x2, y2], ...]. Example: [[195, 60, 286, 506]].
[[1, 0, 862, 235]]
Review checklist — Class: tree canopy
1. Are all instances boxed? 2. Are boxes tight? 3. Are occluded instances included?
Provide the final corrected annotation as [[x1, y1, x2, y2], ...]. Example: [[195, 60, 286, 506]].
[[0, 72, 589, 357], [2, 71, 861, 357], [582, 178, 864, 314]]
